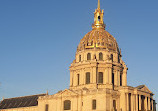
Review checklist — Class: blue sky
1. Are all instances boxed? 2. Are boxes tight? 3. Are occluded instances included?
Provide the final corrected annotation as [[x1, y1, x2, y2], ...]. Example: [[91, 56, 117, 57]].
[[0, 0, 158, 108]]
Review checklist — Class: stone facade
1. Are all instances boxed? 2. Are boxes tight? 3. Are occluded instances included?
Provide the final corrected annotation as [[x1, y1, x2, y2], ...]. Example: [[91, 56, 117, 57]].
[[0, 0, 156, 111]]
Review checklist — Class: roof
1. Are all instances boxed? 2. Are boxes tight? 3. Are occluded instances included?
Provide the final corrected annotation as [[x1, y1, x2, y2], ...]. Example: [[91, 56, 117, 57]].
[[136, 85, 153, 94], [136, 85, 145, 89], [0, 94, 46, 109]]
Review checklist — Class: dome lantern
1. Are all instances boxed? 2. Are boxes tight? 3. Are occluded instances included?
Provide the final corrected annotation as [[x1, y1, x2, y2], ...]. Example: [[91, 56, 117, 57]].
[[92, 0, 105, 30]]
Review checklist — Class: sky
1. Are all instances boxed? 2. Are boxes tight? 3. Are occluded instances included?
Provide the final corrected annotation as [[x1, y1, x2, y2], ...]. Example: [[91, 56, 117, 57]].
[[0, 0, 158, 109]]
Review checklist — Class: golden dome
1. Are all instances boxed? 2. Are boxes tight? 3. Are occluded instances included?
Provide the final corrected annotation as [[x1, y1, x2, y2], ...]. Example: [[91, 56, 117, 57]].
[[77, 29, 119, 52], [77, 0, 119, 53]]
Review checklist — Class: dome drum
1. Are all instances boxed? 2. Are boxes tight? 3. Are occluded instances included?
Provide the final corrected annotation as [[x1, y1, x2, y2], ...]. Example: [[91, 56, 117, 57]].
[[74, 50, 121, 64]]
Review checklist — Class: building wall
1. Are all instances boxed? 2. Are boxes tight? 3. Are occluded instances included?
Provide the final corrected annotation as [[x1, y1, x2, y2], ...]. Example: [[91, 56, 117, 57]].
[[38, 88, 121, 111]]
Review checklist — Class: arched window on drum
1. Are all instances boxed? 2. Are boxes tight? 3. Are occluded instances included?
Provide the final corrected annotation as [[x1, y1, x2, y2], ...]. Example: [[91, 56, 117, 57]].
[[79, 55, 81, 62], [87, 53, 91, 60]]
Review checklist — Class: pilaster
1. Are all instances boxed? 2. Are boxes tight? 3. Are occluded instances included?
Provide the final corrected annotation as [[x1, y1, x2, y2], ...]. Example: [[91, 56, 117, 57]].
[[136, 94, 138, 111], [127, 93, 129, 111], [145, 96, 148, 111], [104, 68, 108, 84], [148, 97, 151, 110], [114, 70, 118, 86], [82, 68, 85, 85], [122, 68, 127, 86], [70, 70, 73, 86], [139, 95, 141, 111], [117, 71, 120, 86], [109, 67, 112, 85], [92, 66, 97, 84], [131, 94, 134, 111]]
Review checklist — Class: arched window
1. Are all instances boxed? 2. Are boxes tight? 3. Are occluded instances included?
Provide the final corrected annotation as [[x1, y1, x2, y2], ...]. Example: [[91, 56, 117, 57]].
[[86, 72, 90, 84], [87, 53, 91, 60], [64, 100, 71, 110], [98, 16, 101, 21], [79, 55, 81, 62], [99, 52, 103, 60], [92, 99, 96, 110], [98, 72, 103, 84], [77, 74, 80, 85]]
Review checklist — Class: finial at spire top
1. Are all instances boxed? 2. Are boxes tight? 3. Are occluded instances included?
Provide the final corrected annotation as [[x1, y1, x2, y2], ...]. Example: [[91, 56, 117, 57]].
[[98, 0, 100, 9]]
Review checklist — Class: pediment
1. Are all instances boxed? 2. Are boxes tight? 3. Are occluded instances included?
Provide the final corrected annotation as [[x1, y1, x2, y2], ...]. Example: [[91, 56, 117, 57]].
[[54, 89, 78, 98], [136, 85, 152, 93]]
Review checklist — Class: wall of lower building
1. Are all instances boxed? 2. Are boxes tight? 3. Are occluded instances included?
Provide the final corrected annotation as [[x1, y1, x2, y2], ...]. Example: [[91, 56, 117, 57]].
[[38, 89, 120, 111], [0, 106, 37, 111], [39, 94, 107, 111], [38, 87, 154, 111]]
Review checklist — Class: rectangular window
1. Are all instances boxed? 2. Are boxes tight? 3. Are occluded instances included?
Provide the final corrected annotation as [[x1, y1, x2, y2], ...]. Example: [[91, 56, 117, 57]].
[[112, 73, 114, 89], [112, 73, 114, 85], [147, 97, 148, 110], [118, 55, 120, 63], [120, 74, 122, 86], [86, 72, 90, 84], [92, 99, 96, 110], [79, 55, 81, 62], [98, 72, 103, 83], [138, 95, 139, 110], [45, 104, 49, 111], [113, 100, 116, 111], [129, 93, 131, 111], [77, 74, 80, 85]]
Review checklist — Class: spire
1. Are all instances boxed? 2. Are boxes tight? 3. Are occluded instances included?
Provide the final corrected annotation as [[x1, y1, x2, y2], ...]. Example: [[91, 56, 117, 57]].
[[98, 0, 100, 9], [92, 0, 105, 29], [46, 90, 48, 95]]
